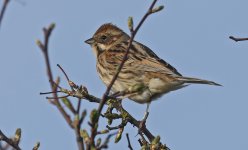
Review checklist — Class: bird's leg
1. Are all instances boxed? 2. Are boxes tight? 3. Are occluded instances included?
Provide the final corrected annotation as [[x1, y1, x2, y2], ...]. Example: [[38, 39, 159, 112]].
[[145, 103, 150, 114], [138, 103, 150, 134]]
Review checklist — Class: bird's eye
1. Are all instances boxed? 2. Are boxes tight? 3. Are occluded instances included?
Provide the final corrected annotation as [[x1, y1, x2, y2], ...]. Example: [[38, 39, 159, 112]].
[[100, 35, 107, 41]]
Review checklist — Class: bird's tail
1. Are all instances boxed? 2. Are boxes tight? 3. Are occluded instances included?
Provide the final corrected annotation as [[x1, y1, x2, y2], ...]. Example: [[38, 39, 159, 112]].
[[177, 76, 222, 86]]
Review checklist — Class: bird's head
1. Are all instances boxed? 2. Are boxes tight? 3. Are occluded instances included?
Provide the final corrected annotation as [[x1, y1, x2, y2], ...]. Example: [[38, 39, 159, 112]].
[[85, 23, 129, 56]]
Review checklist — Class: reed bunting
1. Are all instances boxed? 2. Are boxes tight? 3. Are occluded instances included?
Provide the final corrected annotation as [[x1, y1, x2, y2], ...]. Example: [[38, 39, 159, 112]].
[[85, 23, 221, 104]]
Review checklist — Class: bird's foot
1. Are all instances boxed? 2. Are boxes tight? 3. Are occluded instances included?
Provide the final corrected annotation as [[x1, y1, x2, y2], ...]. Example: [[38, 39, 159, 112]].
[[138, 110, 149, 134]]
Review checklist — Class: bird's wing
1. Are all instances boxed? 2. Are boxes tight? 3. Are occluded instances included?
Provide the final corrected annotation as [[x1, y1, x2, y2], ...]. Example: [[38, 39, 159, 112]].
[[131, 41, 182, 76]]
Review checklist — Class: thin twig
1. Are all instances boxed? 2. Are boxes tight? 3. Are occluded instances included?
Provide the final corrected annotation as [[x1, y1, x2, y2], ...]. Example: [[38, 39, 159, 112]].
[[40, 91, 62, 94], [0, 0, 10, 29], [37, 23, 73, 128], [229, 36, 248, 42], [90, 0, 160, 147], [97, 132, 117, 149], [106, 124, 125, 130], [74, 100, 84, 150], [74, 122, 84, 150], [138, 139, 143, 146], [56, 64, 84, 149], [79, 110, 87, 127], [57, 64, 70, 83], [77, 99, 82, 114], [0, 130, 21, 150], [37, 23, 85, 150], [126, 133, 133, 150], [46, 94, 70, 99], [41, 81, 101, 103]]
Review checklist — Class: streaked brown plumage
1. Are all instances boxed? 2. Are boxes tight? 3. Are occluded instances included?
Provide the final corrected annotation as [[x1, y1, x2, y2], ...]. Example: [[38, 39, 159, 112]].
[[85, 23, 221, 104]]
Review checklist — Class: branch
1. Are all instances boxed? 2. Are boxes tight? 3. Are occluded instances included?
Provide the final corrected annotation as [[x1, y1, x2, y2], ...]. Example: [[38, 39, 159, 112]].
[[229, 36, 248, 42], [90, 0, 162, 147], [0, 0, 10, 29], [105, 99, 155, 142], [40, 66, 169, 149], [74, 115, 85, 150], [37, 24, 85, 150], [41, 79, 156, 142], [0, 129, 21, 150], [36, 23, 74, 128], [97, 132, 117, 149], [55, 65, 85, 149], [126, 133, 133, 150]]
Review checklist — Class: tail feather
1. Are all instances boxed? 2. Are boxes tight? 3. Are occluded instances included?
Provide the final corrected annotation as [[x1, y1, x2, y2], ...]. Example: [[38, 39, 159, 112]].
[[178, 77, 222, 86]]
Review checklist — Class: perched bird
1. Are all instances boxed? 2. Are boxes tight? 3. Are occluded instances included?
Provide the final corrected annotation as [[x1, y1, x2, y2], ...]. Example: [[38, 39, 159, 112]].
[[85, 23, 221, 104]]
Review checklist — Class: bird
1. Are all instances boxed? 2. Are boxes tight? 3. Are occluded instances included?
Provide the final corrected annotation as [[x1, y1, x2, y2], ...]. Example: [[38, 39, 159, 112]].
[[85, 23, 221, 104]]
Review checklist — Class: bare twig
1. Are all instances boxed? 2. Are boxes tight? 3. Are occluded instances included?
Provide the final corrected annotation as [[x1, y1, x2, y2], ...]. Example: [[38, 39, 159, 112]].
[[57, 64, 70, 83], [74, 120, 84, 150], [138, 139, 143, 146], [46, 94, 70, 99], [40, 91, 62, 94], [126, 133, 133, 150], [97, 132, 117, 149], [90, 0, 161, 147], [74, 99, 84, 150], [0, 0, 10, 29], [58, 53, 84, 150], [37, 23, 74, 128], [106, 124, 126, 130], [229, 36, 248, 42], [37, 23, 85, 150], [41, 83, 100, 103], [0, 130, 21, 150], [79, 110, 87, 127]]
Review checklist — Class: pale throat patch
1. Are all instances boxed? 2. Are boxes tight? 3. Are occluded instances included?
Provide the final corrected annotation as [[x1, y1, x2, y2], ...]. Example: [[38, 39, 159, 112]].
[[98, 43, 107, 50], [92, 44, 107, 57]]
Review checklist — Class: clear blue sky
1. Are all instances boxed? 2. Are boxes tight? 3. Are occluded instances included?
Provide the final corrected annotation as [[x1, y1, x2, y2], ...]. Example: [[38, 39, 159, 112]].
[[1, 0, 248, 149]]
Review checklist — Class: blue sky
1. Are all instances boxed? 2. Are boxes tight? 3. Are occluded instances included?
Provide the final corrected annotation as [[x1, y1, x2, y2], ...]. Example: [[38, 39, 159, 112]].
[[0, 0, 248, 150]]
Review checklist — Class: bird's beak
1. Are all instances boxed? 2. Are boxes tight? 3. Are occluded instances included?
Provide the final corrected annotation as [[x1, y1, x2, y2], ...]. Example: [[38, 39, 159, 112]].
[[85, 38, 94, 45]]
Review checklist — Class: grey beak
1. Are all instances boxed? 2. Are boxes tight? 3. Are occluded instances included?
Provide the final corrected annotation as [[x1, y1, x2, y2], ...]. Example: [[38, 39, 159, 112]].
[[85, 38, 94, 45]]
